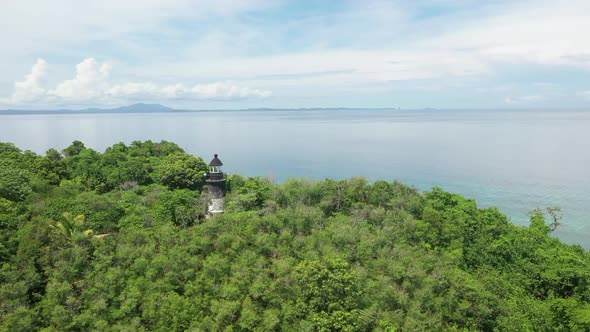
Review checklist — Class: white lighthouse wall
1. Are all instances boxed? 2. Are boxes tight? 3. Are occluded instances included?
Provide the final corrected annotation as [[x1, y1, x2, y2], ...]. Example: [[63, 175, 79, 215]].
[[208, 198, 225, 214]]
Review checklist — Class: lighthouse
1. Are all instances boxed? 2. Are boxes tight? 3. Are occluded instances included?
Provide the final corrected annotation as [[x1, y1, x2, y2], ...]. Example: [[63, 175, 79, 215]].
[[206, 154, 226, 216]]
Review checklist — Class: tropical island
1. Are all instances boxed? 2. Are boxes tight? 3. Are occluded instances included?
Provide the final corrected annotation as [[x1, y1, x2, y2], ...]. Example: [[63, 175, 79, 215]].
[[1, 140, 589, 331]]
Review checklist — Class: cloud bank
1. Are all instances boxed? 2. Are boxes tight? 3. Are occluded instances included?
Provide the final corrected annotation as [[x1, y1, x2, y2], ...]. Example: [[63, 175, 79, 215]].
[[1, 0, 590, 108], [4, 58, 272, 105], [11, 59, 48, 102]]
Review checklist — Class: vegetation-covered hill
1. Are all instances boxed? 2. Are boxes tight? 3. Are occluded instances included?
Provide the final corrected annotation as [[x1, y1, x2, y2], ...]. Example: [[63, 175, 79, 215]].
[[0, 141, 589, 331]]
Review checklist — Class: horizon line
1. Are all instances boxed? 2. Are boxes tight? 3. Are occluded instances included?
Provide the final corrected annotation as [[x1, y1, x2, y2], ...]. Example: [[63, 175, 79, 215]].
[[1, 104, 590, 115]]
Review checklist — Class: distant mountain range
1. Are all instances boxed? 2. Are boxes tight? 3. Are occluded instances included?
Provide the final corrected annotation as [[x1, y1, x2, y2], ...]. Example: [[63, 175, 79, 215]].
[[81, 103, 174, 113], [0, 103, 408, 115], [0, 103, 175, 115]]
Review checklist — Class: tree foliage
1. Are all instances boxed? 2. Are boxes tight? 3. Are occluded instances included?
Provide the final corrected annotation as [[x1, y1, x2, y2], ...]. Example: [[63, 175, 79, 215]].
[[48, 212, 93, 243], [0, 140, 588, 331], [159, 153, 208, 190], [0, 160, 31, 202]]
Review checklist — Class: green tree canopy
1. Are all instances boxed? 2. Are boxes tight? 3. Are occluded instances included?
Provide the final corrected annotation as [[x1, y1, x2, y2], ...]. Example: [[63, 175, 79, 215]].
[[0, 160, 31, 201], [158, 153, 208, 190], [0, 140, 588, 331], [61, 140, 86, 157]]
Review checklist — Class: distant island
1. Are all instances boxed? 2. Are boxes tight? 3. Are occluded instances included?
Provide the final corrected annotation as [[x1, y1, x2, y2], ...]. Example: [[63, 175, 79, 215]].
[[0, 103, 174, 115], [0, 103, 409, 115], [80, 103, 174, 113]]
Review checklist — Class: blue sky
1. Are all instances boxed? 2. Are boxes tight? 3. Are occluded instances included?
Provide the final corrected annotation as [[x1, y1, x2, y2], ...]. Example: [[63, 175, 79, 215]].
[[1, 0, 589, 109]]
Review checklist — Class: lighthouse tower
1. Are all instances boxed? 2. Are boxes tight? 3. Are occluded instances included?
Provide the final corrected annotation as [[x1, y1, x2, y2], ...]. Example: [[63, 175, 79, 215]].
[[206, 154, 226, 216]]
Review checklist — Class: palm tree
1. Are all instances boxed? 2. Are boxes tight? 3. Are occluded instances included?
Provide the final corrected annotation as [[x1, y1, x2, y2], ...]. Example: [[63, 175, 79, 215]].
[[49, 212, 93, 242]]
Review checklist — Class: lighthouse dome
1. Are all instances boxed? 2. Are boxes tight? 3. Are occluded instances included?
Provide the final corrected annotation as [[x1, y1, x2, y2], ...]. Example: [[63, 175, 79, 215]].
[[209, 154, 223, 166]]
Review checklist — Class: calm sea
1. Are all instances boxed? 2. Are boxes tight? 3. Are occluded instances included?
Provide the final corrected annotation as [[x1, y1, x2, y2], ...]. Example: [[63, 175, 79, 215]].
[[1, 109, 589, 248]]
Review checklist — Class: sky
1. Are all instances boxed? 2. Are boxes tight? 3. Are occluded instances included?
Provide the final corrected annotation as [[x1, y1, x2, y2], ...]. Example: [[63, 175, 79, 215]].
[[1, 0, 590, 110]]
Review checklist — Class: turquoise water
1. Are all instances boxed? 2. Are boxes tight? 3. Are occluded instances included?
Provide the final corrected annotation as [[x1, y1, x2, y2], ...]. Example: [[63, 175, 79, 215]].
[[1, 109, 589, 248]]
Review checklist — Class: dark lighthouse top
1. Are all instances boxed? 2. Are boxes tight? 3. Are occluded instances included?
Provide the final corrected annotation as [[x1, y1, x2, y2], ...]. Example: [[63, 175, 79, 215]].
[[209, 154, 223, 167], [207, 154, 225, 181]]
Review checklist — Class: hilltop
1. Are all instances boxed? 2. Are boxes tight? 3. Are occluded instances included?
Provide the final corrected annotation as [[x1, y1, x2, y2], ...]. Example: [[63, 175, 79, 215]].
[[82, 103, 174, 113]]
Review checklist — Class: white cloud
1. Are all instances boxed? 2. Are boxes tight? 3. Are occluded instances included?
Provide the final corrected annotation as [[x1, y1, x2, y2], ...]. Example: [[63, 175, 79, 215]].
[[113, 0, 590, 98], [190, 82, 272, 100], [11, 59, 48, 102], [4, 58, 272, 106], [0, 0, 272, 54], [504, 95, 545, 104], [108, 81, 271, 100], [577, 91, 590, 99], [108, 82, 160, 99], [411, 0, 590, 69], [532, 82, 558, 89], [50, 58, 112, 100], [2, 0, 590, 107]]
